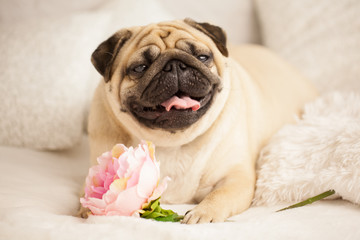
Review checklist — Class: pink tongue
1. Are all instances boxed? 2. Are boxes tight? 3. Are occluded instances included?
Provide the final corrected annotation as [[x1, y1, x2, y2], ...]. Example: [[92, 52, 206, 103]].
[[161, 96, 200, 111]]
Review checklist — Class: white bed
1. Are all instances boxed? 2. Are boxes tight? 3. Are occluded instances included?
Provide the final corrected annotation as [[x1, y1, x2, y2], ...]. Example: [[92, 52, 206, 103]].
[[1, 136, 359, 240], [1, 0, 359, 239]]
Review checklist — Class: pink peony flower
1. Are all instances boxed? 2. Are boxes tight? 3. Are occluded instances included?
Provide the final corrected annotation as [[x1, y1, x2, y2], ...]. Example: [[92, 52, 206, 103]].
[[80, 141, 169, 216]]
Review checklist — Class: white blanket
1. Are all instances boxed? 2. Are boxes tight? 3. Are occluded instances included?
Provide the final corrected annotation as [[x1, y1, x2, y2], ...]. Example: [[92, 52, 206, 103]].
[[254, 92, 360, 206], [1, 135, 360, 240]]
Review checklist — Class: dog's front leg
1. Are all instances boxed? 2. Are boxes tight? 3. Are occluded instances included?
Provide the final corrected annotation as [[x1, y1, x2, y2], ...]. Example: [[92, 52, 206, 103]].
[[182, 164, 255, 224]]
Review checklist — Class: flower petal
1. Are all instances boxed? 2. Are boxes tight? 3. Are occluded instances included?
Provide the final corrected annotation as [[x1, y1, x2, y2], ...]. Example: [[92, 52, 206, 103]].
[[105, 186, 146, 216], [126, 165, 141, 189], [106, 159, 116, 175], [102, 178, 129, 205], [110, 178, 128, 192], [136, 156, 159, 198], [80, 197, 107, 215], [112, 144, 127, 158], [148, 176, 171, 202], [91, 186, 106, 195], [134, 146, 147, 162], [97, 151, 112, 169], [104, 173, 115, 191], [143, 141, 155, 161], [117, 152, 130, 178]]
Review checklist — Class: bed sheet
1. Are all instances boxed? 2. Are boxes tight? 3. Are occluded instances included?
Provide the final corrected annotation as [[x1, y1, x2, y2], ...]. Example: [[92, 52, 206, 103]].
[[0, 136, 359, 240]]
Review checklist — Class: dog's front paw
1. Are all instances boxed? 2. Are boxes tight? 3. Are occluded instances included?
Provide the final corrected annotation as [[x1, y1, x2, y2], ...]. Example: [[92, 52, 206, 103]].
[[182, 205, 227, 224]]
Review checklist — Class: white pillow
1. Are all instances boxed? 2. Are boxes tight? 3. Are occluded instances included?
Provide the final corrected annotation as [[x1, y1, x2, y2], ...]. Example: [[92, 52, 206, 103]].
[[0, 0, 174, 150], [0, 13, 110, 150], [0, 0, 105, 23], [255, 0, 360, 93], [254, 92, 360, 206], [158, 0, 261, 44]]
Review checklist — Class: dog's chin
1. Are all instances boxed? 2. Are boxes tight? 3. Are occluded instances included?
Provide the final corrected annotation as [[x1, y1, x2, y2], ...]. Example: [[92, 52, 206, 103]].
[[128, 87, 216, 131]]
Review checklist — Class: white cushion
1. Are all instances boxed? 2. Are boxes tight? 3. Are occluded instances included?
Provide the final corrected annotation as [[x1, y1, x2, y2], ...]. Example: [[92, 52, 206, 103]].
[[255, 0, 360, 93], [0, 0, 105, 23], [158, 0, 261, 44], [0, 0, 173, 150], [0, 13, 109, 149]]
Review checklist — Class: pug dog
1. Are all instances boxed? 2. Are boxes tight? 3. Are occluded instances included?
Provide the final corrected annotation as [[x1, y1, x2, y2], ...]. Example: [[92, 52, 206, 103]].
[[83, 19, 318, 223]]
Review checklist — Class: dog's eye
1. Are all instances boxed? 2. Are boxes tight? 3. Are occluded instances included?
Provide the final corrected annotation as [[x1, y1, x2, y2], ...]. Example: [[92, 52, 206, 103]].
[[197, 55, 209, 62], [133, 64, 148, 73]]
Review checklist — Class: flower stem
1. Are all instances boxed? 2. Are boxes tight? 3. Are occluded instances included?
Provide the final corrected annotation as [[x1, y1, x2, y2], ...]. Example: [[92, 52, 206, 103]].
[[276, 189, 336, 212]]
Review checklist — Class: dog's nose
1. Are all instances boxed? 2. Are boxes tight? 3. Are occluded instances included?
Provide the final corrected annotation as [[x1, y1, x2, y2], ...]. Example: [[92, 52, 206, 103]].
[[163, 60, 187, 72]]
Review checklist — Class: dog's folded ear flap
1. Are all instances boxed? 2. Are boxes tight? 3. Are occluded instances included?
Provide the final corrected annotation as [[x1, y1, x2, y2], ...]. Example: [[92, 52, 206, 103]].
[[91, 30, 132, 82], [184, 18, 228, 57]]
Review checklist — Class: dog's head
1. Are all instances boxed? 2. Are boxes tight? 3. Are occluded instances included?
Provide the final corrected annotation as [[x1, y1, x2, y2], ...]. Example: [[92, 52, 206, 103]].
[[91, 19, 231, 146]]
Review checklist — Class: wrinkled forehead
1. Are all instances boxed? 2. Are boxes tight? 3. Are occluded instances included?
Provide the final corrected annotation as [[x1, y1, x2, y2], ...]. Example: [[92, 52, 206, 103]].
[[136, 25, 195, 50], [123, 23, 212, 64]]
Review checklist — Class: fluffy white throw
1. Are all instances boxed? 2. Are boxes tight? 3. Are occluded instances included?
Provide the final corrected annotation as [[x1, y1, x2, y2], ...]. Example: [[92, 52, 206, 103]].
[[254, 92, 360, 206]]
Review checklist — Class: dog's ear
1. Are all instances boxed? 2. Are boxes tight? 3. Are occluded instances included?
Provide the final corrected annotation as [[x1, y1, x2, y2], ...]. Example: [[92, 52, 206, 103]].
[[184, 18, 228, 57], [91, 30, 132, 82]]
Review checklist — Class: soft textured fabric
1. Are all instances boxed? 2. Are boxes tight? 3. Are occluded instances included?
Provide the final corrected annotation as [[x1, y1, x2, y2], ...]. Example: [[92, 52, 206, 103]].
[[0, 13, 109, 150], [158, 0, 261, 44], [0, 0, 173, 150], [255, 0, 360, 93], [254, 92, 360, 206], [0, 0, 105, 22], [254, 0, 360, 206], [1, 136, 359, 240]]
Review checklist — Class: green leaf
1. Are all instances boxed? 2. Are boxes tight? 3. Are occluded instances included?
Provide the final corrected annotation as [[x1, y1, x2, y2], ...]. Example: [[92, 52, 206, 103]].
[[143, 211, 166, 219], [140, 211, 152, 218], [160, 208, 175, 215], [141, 198, 160, 217], [154, 213, 184, 222], [140, 198, 184, 222], [150, 198, 160, 211], [276, 189, 336, 212]]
